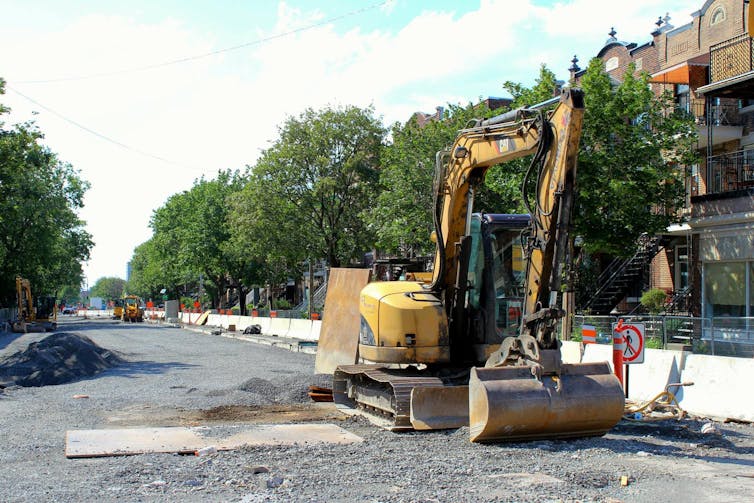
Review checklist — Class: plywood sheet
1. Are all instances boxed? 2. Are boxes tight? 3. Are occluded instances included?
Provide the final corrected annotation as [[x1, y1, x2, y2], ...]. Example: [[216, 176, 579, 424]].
[[65, 423, 362, 458], [314, 268, 371, 374]]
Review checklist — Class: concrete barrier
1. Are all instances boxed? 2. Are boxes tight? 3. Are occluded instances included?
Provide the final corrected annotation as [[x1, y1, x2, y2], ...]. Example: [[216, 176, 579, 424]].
[[561, 341, 582, 363], [206, 314, 223, 327], [581, 343, 614, 369], [624, 348, 685, 402], [288, 319, 313, 340], [267, 317, 291, 337], [678, 354, 754, 422], [310, 320, 322, 341]]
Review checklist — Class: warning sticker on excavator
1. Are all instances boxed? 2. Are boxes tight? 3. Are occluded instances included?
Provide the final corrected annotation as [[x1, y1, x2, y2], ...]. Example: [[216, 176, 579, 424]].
[[612, 321, 644, 364]]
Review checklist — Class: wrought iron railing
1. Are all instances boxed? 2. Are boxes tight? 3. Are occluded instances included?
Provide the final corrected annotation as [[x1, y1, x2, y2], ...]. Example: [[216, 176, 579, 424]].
[[709, 33, 754, 83], [677, 100, 743, 127], [705, 147, 754, 193]]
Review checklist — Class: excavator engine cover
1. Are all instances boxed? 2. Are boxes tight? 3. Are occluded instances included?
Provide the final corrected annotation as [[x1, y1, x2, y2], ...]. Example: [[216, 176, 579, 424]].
[[468, 361, 624, 442]]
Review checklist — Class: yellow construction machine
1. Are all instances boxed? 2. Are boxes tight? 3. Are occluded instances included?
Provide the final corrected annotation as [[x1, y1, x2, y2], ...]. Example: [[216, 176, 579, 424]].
[[332, 88, 624, 442], [12, 276, 57, 333], [121, 295, 144, 322], [112, 299, 124, 320]]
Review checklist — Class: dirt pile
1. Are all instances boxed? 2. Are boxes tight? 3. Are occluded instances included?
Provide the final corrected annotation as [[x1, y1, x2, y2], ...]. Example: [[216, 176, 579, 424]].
[[0, 332, 123, 387]]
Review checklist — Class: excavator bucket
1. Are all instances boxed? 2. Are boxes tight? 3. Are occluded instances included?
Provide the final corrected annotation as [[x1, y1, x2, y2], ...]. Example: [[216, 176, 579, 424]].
[[468, 362, 624, 442]]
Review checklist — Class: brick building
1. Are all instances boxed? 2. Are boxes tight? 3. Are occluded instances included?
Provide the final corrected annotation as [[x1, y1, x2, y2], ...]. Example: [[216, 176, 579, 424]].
[[572, 0, 754, 329]]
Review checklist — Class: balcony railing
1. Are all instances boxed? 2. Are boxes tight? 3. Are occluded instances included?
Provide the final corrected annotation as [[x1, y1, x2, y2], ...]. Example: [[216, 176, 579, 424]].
[[710, 33, 754, 83], [678, 100, 744, 127], [706, 148, 754, 193]]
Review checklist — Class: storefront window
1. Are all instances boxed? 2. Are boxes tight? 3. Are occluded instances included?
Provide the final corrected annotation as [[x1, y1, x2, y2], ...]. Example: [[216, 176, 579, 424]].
[[704, 262, 747, 317]]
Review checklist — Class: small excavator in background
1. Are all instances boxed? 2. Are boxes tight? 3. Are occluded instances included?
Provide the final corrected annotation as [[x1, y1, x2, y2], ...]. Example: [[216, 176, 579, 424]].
[[121, 295, 144, 323], [331, 88, 625, 442], [12, 276, 57, 333], [112, 298, 124, 320]]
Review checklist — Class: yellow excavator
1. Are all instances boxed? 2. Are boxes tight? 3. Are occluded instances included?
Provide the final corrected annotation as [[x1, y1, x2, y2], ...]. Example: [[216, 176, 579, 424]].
[[121, 295, 144, 322], [12, 276, 57, 333], [332, 88, 625, 442]]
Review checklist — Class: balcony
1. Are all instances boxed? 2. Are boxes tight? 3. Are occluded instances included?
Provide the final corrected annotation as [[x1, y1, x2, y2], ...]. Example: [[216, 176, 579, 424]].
[[698, 34, 754, 99], [710, 34, 754, 83], [703, 148, 754, 194]]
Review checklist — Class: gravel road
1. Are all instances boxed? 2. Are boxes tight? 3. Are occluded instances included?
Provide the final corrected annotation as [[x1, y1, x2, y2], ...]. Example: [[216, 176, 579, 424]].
[[1, 318, 753, 502]]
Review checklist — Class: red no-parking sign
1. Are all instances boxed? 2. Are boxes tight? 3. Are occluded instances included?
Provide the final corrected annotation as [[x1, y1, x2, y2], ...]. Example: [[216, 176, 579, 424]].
[[612, 321, 645, 364]]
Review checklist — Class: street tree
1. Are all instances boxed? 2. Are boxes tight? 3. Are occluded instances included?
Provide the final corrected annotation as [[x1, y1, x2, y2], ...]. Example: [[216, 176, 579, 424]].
[[90, 276, 126, 300], [368, 102, 494, 257], [0, 77, 93, 304], [575, 58, 696, 255], [230, 105, 385, 272], [133, 170, 247, 309]]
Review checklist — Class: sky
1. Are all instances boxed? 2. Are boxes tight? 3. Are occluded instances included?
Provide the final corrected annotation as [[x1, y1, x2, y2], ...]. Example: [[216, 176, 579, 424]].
[[1, 0, 692, 287]]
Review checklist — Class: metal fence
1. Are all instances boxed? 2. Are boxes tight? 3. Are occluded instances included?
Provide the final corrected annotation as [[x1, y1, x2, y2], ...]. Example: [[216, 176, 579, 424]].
[[572, 315, 753, 358]]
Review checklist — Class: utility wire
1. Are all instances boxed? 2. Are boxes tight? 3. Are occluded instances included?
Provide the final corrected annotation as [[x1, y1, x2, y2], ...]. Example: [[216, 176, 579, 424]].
[[15, 1, 388, 84], [7, 85, 206, 172]]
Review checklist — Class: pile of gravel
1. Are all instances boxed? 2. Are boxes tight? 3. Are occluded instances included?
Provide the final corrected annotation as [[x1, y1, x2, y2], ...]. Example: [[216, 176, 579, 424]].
[[0, 332, 123, 387]]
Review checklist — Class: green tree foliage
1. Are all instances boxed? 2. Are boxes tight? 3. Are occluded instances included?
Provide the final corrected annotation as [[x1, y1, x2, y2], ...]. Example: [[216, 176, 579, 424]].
[[230, 105, 385, 271], [368, 103, 492, 256], [127, 170, 249, 309], [0, 78, 93, 304], [483, 65, 564, 213], [576, 59, 696, 255], [90, 276, 126, 300], [126, 239, 165, 300]]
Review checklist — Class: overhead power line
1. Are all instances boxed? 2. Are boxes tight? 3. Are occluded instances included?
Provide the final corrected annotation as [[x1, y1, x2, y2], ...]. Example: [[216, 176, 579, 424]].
[[15, 1, 388, 84], [7, 86, 205, 172]]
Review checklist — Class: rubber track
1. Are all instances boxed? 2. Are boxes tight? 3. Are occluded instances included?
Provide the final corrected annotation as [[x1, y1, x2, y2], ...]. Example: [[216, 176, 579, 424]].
[[333, 364, 446, 430]]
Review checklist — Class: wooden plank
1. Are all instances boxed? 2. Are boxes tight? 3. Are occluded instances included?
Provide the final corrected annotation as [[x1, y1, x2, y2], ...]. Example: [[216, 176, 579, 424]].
[[65, 424, 362, 458], [314, 268, 371, 374]]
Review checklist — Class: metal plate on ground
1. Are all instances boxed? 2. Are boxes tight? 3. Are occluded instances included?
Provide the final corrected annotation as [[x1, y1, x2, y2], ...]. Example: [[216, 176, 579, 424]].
[[314, 268, 371, 374], [65, 424, 362, 458]]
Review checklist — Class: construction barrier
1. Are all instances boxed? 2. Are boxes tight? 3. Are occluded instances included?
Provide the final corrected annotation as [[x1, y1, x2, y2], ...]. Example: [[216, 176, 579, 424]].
[[678, 354, 754, 422], [267, 316, 292, 337], [624, 348, 685, 402], [310, 320, 322, 341], [560, 340, 582, 364], [288, 319, 313, 340]]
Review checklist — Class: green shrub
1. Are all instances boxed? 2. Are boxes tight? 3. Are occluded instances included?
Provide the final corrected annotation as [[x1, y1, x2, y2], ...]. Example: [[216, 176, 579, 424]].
[[640, 288, 667, 314], [276, 298, 292, 310]]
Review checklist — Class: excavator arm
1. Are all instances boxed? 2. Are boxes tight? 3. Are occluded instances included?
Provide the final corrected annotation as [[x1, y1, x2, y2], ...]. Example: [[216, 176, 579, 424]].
[[432, 88, 623, 442], [431, 89, 583, 364]]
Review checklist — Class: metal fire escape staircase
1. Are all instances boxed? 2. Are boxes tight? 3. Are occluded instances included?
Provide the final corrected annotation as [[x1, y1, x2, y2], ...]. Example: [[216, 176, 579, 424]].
[[583, 235, 662, 315]]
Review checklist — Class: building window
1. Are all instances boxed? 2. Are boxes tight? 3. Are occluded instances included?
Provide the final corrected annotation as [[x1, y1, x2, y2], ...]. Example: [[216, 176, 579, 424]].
[[704, 262, 748, 317], [675, 84, 690, 113], [710, 6, 726, 26], [605, 57, 619, 72], [675, 246, 689, 290]]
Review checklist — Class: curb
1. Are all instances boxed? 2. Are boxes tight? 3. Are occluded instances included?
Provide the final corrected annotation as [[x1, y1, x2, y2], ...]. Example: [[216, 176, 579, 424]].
[[180, 324, 318, 354]]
